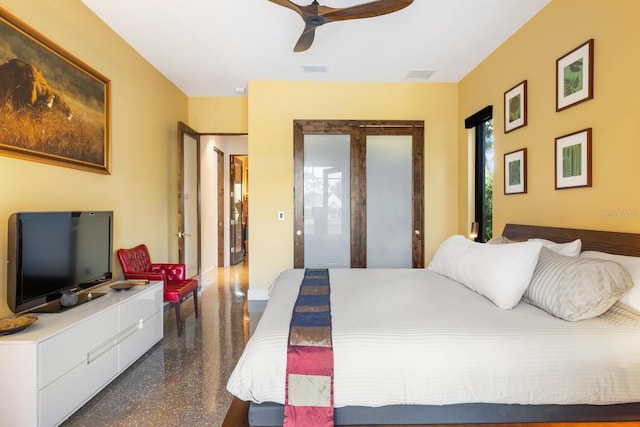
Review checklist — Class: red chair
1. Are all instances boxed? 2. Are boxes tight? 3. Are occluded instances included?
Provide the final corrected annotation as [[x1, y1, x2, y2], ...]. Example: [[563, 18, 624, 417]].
[[117, 244, 199, 337]]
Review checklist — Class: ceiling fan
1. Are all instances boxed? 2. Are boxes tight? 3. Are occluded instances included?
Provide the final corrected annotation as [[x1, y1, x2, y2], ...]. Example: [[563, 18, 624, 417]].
[[269, 0, 414, 52]]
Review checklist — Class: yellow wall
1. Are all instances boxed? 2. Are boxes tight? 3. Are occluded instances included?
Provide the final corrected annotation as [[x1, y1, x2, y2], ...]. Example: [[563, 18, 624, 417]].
[[247, 81, 459, 292], [188, 97, 248, 133], [8, 0, 635, 307], [0, 1, 188, 317], [459, 0, 640, 237]]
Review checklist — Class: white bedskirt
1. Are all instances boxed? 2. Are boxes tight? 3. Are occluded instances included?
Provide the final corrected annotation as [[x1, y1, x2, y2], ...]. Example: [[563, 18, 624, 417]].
[[227, 268, 640, 407]]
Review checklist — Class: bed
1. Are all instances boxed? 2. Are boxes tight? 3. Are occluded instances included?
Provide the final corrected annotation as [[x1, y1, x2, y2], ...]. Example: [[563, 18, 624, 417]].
[[225, 224, 640, 425]]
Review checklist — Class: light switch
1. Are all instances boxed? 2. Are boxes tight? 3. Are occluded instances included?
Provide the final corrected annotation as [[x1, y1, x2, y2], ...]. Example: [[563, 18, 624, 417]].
[[278, 211, 285, 220]]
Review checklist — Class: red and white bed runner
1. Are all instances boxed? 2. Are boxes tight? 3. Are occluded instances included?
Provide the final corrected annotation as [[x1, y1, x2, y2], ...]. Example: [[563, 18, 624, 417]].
[[284, 268, 334, 427]]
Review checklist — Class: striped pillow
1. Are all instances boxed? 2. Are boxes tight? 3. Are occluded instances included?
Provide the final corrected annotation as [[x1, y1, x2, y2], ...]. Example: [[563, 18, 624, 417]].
[[524, 247, 633, 321]]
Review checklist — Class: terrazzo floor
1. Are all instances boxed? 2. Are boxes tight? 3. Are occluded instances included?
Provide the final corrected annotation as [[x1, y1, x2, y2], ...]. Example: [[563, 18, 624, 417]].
[[62, 259, 256, 427]]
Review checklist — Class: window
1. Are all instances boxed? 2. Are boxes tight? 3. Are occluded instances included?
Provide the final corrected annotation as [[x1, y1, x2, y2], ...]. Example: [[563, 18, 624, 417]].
[[465, 107, 493, 242]]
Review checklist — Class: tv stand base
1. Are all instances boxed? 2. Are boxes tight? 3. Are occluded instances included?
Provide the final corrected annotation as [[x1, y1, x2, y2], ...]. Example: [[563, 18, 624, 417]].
[[0, 281, 163, 427]]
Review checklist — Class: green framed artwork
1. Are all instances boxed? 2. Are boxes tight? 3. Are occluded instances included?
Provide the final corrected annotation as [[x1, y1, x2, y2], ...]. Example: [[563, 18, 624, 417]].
[[504, 80, 527, 133], [504, 148, 527, 194], [555, 128, 592, 189], [556, 39, 594, 111]]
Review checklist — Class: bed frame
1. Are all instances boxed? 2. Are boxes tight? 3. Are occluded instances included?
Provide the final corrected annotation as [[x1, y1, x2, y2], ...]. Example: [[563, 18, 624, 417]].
[[224, 224, 640, 426]]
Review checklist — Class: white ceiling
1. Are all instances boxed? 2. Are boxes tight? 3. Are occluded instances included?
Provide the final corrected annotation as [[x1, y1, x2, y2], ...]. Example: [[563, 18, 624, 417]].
[[81, 0, 551, 97]]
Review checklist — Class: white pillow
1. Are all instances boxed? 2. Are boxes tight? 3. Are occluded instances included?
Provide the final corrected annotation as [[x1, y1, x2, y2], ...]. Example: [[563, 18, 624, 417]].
[[581, 251, 640, 311], [428, 235, 542, 309], [528, 238, 582, 256]]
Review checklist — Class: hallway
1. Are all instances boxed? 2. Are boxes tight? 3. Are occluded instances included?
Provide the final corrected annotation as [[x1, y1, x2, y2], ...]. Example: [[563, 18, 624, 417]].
[[63, 261, 250, 426]]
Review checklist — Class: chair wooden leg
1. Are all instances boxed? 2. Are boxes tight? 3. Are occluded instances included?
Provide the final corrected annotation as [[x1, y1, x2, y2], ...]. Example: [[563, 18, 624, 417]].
[[193, 291, 199, 319], [174, 301, 182, 337]]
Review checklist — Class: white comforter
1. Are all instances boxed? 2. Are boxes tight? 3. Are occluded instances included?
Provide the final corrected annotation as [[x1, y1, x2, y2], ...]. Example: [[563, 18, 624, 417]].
[[227, 268, 640, 407]]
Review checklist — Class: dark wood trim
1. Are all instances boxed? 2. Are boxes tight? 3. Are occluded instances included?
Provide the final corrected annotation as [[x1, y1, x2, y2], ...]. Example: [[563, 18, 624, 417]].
[[351, 126, 366, 268], [178, 121, 201, 276], [293, 121, 305, 268], [216, 147, 225, 267], [412, 125, 425, 267], [222, 397, 249, 427], [503, 223, 640, 257]]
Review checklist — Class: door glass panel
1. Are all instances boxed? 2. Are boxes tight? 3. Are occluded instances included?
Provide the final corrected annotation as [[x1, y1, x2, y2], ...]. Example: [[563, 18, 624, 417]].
[[231, 158, 244, 265], [183, 133, 199, 277], [366, 135, 412, 267], [303, 135, 351, 268]]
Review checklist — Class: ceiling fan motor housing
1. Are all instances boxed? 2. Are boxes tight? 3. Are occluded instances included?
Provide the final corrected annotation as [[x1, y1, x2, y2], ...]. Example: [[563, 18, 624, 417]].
[[306, 15, 325, 26]]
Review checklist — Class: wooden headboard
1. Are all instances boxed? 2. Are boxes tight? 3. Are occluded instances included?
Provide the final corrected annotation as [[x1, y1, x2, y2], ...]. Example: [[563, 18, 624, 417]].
[[502, 224, 640, 257]]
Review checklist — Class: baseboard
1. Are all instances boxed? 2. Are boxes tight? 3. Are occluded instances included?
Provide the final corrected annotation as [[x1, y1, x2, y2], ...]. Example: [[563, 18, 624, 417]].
[[199, 267, 216, 290], [248, 289, 269, 300]]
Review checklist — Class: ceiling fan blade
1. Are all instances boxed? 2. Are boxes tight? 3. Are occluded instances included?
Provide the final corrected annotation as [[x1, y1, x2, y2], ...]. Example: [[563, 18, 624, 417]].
[[268, 0, 304, 18], [322, 0, 413, 22], [294, 24, 316, 52]]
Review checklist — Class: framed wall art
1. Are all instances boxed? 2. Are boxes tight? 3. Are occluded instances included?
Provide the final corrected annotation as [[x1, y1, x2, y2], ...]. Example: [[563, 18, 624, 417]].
[[0, 8, 111, 174], [504, 80, 527, 133], [504, 148, 527, 195], [555, 128, 592, 189], [556, 39, 594, 112]]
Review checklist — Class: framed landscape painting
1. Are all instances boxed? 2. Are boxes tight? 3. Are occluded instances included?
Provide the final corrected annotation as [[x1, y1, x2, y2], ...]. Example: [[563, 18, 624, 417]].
[[0, 8, 111, 174], [556, 39, 594, 112], [504, 148, 527, 195], [504, 80, 527, 133], [555, 128, 592, 189]]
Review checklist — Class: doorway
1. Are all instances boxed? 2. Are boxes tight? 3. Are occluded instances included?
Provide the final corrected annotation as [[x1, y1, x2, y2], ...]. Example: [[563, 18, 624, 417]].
[[178, 124, 248, 284]]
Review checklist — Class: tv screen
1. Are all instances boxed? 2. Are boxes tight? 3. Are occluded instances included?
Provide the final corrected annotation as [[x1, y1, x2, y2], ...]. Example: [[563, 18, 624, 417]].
[[7, 211, 113, 313]]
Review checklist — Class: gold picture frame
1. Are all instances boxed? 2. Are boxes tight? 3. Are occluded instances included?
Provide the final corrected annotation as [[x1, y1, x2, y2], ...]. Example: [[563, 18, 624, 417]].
[[0, 8, 110, 174]]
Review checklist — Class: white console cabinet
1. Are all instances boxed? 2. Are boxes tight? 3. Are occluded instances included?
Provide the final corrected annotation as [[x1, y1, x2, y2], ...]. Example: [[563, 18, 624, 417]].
[[0, 281, 163, 427]]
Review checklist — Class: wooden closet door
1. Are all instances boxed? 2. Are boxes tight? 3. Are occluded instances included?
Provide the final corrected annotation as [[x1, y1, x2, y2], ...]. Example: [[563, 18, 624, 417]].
[[293, 120, 424, 269]]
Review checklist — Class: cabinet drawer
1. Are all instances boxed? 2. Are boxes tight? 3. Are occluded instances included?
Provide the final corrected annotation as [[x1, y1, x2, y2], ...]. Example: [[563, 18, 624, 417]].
[[39, 307, 118, 389], [39, 344, 117, 427], [119, 311, 163, 371], [119, 286, 162, 329]]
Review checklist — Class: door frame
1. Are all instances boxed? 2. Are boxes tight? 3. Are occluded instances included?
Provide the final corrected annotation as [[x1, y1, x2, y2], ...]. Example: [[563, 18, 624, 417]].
[[293, 120, 424, 269], [216, 147, 225, 267], [178, 121, 201, 277]]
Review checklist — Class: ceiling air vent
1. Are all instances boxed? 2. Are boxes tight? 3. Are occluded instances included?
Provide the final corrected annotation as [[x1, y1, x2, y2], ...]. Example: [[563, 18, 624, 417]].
[[302, 64, 328, 73], [404, 69, 435, 81]]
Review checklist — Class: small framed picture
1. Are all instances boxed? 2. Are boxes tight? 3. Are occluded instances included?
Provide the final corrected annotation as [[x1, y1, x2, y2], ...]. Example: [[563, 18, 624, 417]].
[[555, 128, 592, 189], [556, 39, 594, 111], [504, 148, 527, 195], [504, 80, 527, 133]]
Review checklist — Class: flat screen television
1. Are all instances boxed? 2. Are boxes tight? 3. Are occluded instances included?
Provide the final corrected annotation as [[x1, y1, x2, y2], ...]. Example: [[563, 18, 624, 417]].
[[7, 211, 114, 313]]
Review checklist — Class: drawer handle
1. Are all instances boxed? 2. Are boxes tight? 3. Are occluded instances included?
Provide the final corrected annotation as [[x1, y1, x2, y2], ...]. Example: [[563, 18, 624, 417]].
[[87, 319, 144, 364]]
